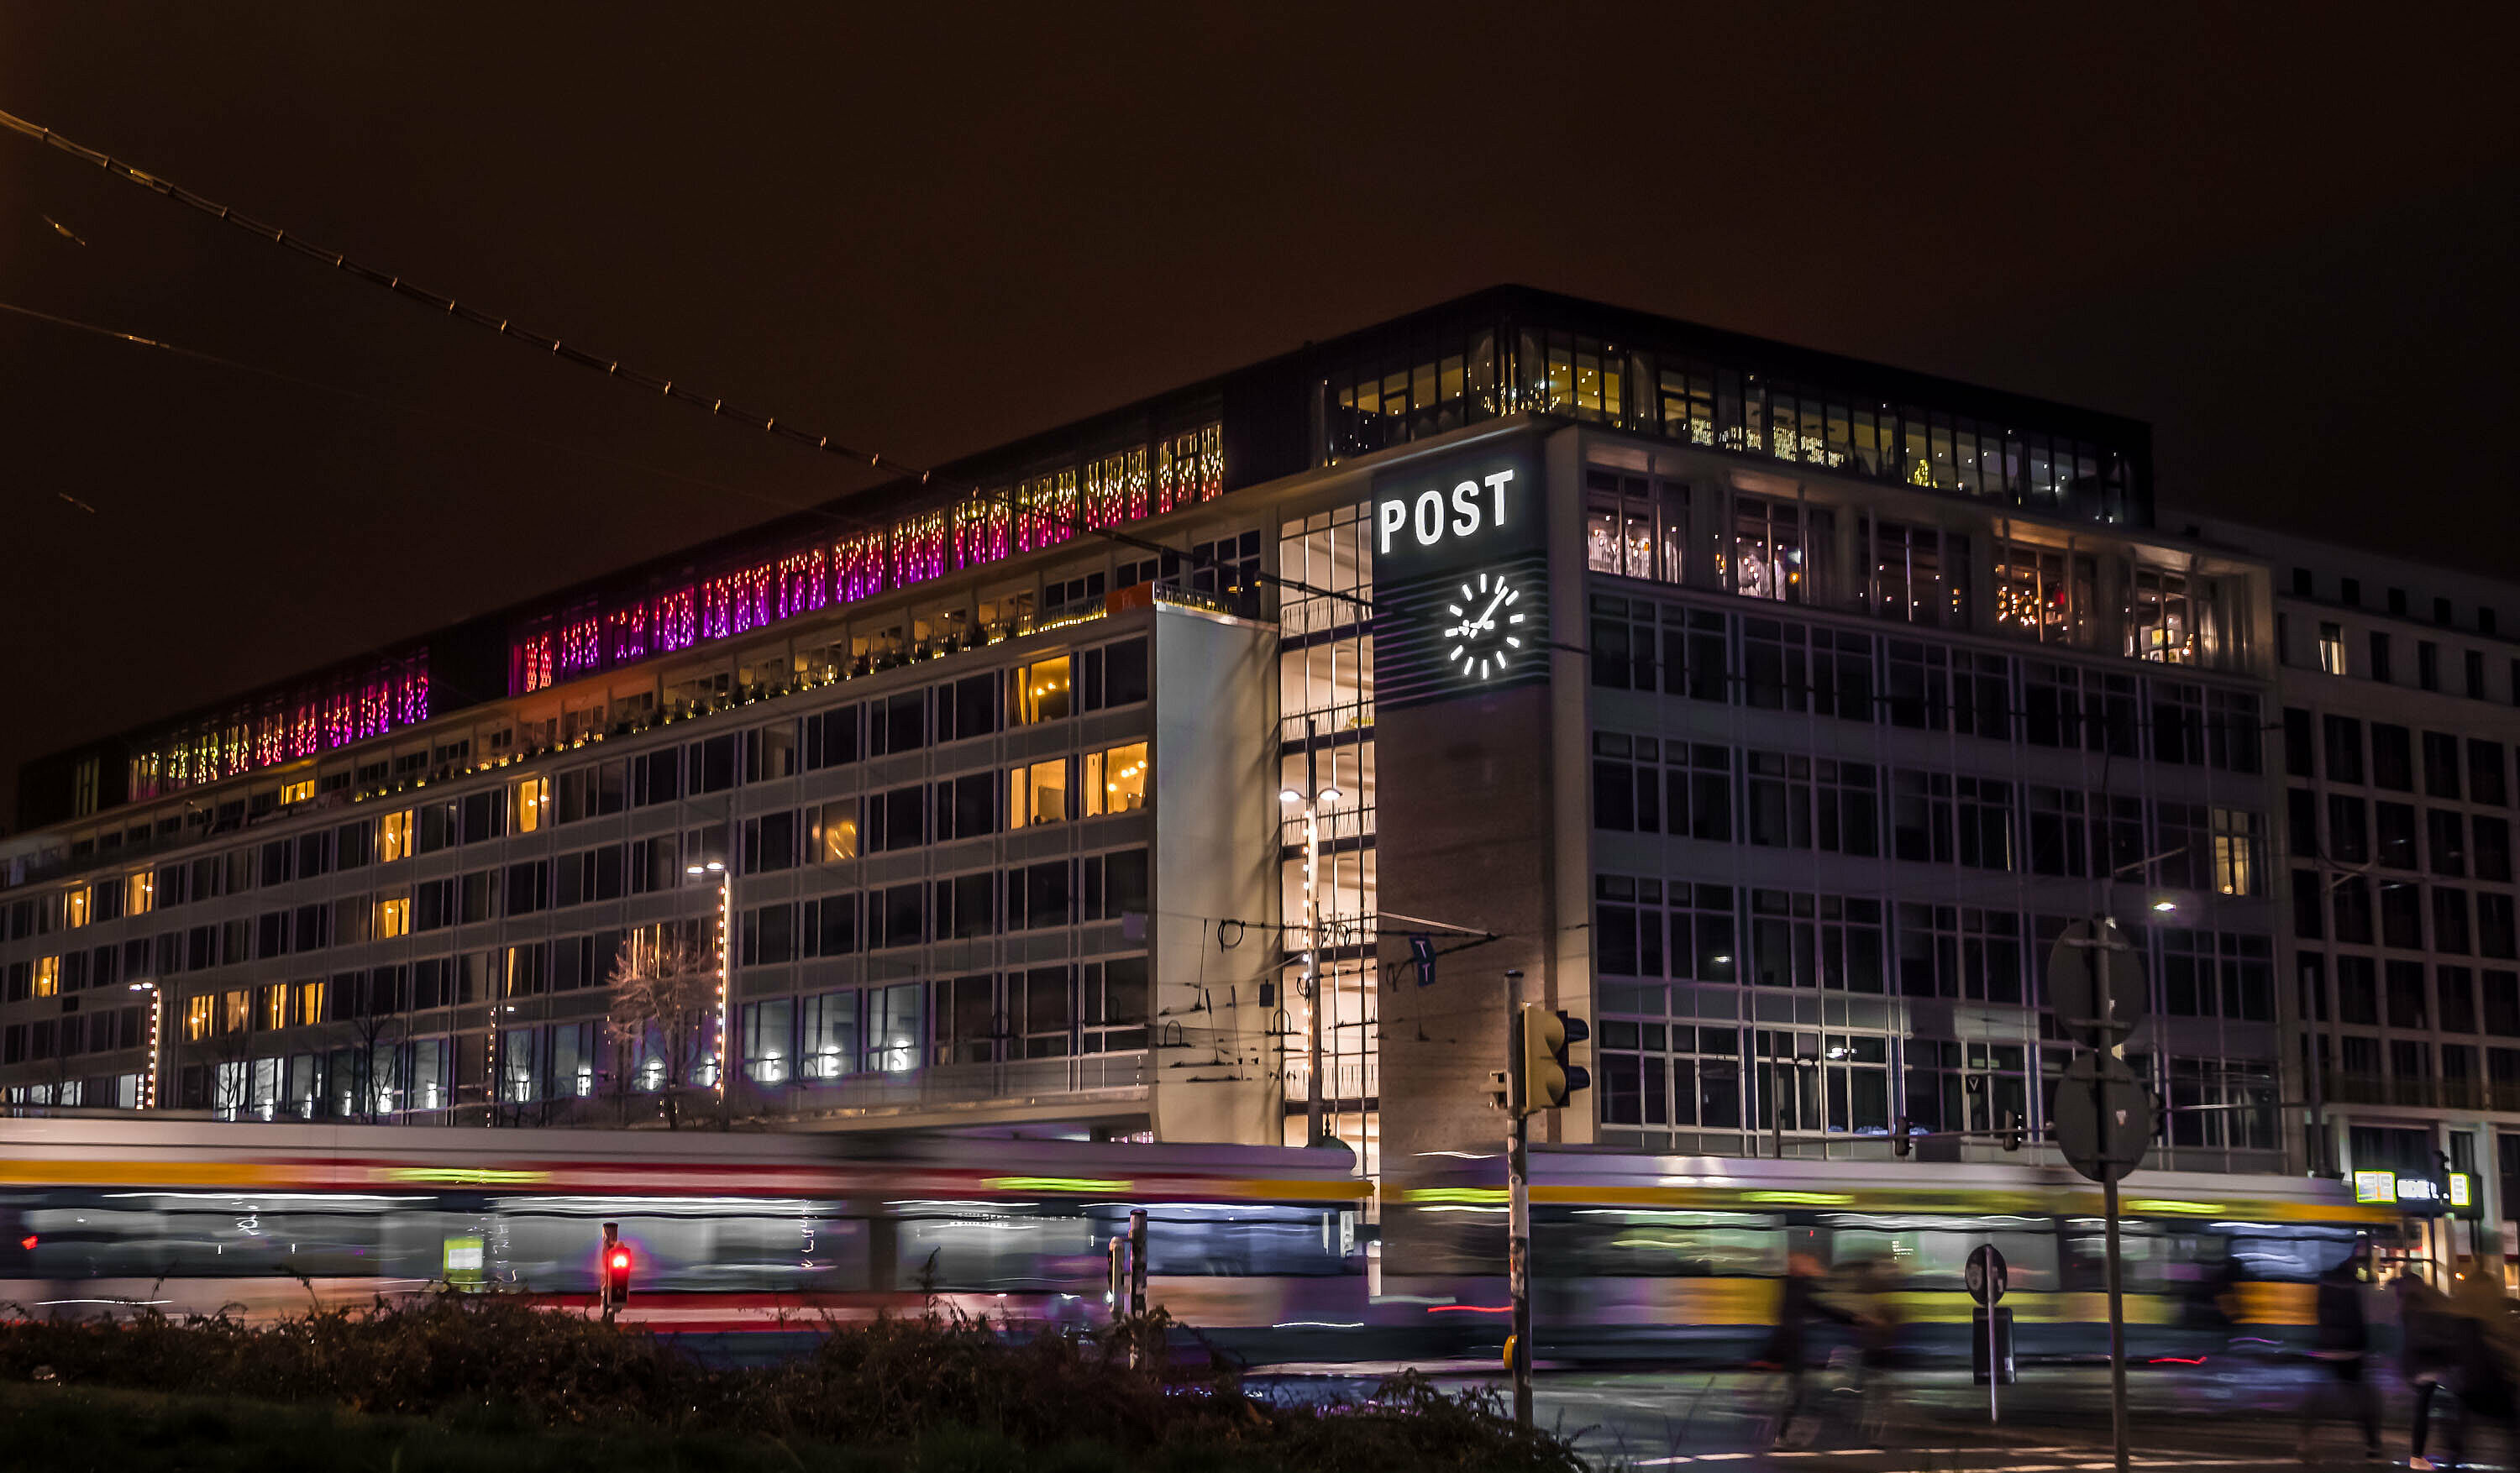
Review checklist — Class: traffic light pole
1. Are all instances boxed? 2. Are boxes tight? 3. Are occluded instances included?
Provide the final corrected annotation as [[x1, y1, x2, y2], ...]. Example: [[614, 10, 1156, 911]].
[[2104, 1173, 2129, 1473], [1504, 967, 1532, 1429]]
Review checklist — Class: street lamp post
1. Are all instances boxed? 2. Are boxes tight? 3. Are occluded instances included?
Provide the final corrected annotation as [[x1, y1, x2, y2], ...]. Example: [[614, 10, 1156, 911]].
[[129, 980, 163, 1109], [1280, 720, 1344, 1149], [686, 857, 731, 1104]]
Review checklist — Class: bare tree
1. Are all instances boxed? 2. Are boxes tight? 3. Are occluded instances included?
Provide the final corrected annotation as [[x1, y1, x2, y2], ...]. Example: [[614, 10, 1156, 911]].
[[203, 1025, 257, 1119], [341, 1007, 407, 1123], [604, 924, 720, 1130]]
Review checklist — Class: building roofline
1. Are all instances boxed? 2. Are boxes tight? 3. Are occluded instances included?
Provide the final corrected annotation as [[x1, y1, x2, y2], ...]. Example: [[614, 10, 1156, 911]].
[[24, 284, 2157, 810]]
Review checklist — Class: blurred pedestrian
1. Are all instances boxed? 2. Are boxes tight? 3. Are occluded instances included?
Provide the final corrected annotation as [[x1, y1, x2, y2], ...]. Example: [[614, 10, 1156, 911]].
[[1845, 1255, 1908, 1442], [1752, 1250, 1860, 1448], [2444, 1266, 2520, 1469], [2395, 1266, 2456, 1470], [2296, 1246, 2379, 1464]]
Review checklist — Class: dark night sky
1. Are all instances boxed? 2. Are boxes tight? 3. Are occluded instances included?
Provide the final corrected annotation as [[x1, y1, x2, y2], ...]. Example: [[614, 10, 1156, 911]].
[[3, 6, 2515, 824]]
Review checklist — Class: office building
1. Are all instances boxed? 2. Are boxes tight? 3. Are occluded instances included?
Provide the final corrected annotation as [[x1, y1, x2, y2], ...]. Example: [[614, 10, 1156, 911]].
[[3, 287, 2292, 1187]]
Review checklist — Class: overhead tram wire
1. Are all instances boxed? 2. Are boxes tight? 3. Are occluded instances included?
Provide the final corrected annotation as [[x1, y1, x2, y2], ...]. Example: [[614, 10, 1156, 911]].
[[0, 296, 879, 527], [0, 103, 1373, 619]]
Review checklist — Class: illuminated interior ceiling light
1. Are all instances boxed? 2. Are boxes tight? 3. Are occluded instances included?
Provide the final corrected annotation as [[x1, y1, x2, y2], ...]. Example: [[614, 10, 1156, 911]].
[[2152, 899, 2178, 912]]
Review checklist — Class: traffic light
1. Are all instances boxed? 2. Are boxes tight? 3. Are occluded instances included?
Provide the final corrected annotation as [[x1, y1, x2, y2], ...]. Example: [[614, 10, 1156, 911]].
[[1410, 935, 1437, 988], [600, 1221, 631, 1314], [1893, 1117, 1911, 1157], [1515, 1004, 1590, 1116]]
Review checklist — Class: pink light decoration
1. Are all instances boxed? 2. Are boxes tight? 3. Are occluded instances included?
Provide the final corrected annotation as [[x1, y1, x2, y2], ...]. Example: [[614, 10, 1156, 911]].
[[654, 587, 696, 651], [777, 549, 828, 620], [290, 701, 320, 758], [1016, 469, 1078, 553], [699, 576, 732, 642], [516, 633, 554, 695], [833, 531, 887, 603], [1082, 453, 1128, 529], [892, 510, 947, 588], [739, 562, 776, 632], [606, 603, 649, 663], [253, 702, 286, 768], [952, 492, 1011, 569], [322, 688, 357, 749], [398, 660, 430, 726], [356, 674, 392, 740], [557, 613, 603, 679]]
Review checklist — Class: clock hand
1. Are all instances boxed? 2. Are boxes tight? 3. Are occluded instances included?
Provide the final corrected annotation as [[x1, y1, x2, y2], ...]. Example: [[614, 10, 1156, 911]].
[[1468, 583, 1511, 634]]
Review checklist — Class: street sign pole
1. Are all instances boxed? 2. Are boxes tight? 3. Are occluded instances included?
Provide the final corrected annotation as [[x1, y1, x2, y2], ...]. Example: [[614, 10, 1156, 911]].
[[2048, 916, 2149, 1473], [1966, 1243, 2009, 1423]]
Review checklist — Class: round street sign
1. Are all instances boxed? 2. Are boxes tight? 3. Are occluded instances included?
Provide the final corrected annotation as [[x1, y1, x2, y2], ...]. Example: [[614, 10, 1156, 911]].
[[1966, 1243, 2008, 1306], [2053, 1051, 2155, 1183], [2046, 919, 2149, 1050]]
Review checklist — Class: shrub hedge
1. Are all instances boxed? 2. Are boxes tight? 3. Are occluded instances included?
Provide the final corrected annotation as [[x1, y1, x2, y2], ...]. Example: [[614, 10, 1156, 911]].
[[0, 1293, 1581, 1472]]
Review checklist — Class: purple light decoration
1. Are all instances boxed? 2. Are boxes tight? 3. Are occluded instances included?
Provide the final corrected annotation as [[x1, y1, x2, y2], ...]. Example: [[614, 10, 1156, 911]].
[[892, 511, 947, 589], [834, 532, 886, 603], [778, 549, 828, 620], [655, 588, 696, 651], [607, 604, 649, 663], [557, 614, 603, 679]]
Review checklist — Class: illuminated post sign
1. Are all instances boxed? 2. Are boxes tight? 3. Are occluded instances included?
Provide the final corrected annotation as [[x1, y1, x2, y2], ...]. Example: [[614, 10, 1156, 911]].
[[2352, 1170, 2396, 1206], [1370, 437, 1547, 711], [2449, 1172, 2475, 1211]]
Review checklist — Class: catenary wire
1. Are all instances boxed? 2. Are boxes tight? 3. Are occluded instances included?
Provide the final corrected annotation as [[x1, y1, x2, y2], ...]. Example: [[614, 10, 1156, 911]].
[[0, 103, 1376, 616]]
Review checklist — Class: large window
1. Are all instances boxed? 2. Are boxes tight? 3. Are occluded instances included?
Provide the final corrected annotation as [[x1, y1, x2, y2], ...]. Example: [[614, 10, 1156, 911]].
[[1011, 759, 1071, 826], [1584, 469, 1686, 583], [1012, 656, 1073, 724], [1730, 495, 1825, 604], [1086, 743, 1148, 815], [512, 775, 550, 833]]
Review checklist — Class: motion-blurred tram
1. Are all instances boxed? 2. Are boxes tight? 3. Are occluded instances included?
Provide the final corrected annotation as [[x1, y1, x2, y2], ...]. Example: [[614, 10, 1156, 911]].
[[1391, 1151, 2397, 1363], [0, 1118, 1371, 1347], [2, 1119, 2397, 1366]]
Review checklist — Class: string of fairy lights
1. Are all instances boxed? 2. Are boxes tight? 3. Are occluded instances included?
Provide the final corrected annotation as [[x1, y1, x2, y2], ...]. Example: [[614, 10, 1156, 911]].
[[0, 102, 1375, 621]]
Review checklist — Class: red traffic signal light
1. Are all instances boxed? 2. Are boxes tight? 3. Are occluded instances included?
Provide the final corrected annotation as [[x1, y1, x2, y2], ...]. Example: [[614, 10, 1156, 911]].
[[600, 1221, 632, 1311]]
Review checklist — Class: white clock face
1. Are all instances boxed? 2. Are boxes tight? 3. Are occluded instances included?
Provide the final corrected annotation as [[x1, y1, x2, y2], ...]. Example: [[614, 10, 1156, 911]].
[[1440, 569, 1528, 681]]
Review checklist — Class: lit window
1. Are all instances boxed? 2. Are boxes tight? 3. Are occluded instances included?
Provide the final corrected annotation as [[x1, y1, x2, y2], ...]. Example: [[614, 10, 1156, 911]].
[[378, 810, 414, 862], [512, 775, 550, 834], [816, 803, 859, 862], [1011, 656, 1074, 723], [1085, 742, 1149, 815], [126, 872, 154, 916], [375, 893, 412, 940], [64, 888, 91, 929], [2318, 622, 2347, 676], [295, 980, 326, 1026], [1010, 758, 1070, 826], [221, 989, 251, 1035], [261, 985, 287, 1031], [279, 778, 316, 806], [2213, 808, 2261, 898], [34, 956, 60, 998], [184, 995, 214, 1042]]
